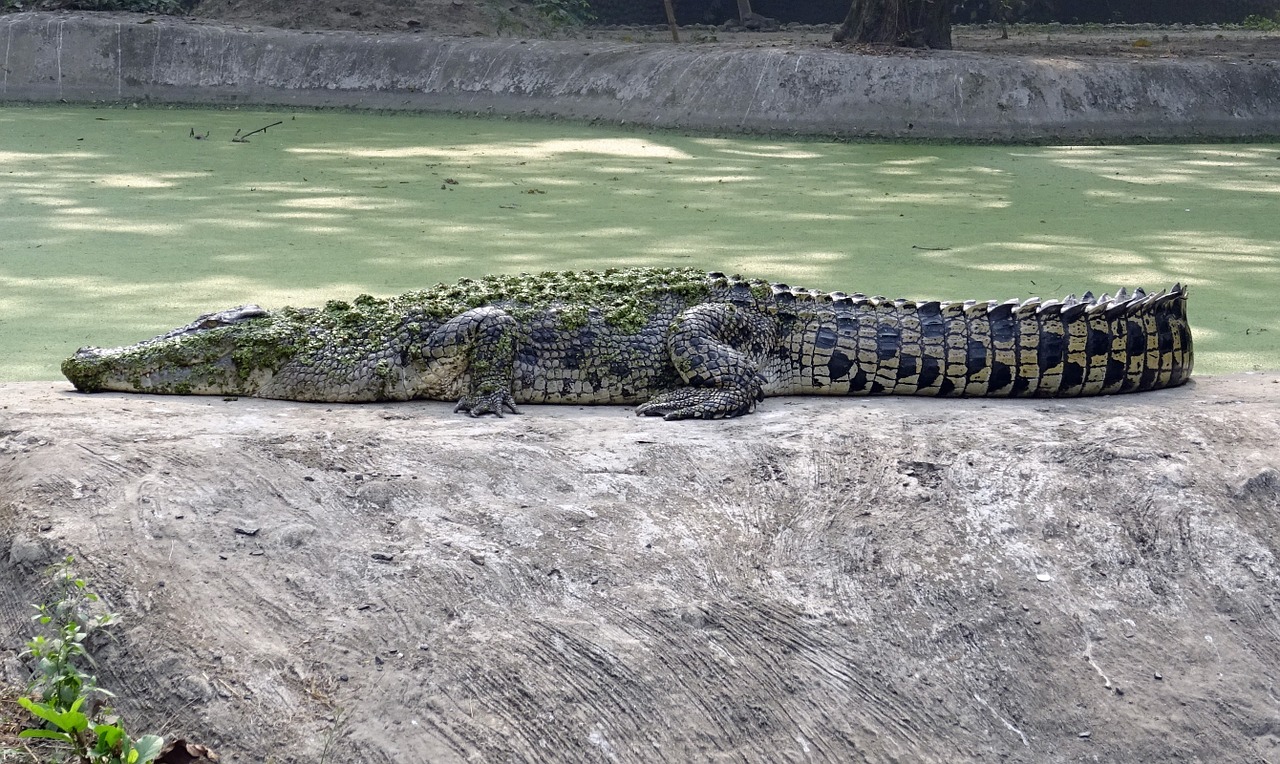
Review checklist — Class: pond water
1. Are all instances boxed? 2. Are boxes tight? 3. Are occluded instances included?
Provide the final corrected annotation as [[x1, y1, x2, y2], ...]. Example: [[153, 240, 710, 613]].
[[1, 105, 1277, 381]]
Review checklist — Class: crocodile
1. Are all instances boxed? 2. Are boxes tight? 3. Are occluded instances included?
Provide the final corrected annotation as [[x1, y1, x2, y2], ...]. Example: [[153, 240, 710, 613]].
[[61, 268, 1193, 420]]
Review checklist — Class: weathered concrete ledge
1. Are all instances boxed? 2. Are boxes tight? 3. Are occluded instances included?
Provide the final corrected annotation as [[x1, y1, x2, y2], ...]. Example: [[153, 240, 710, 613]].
[[2, 11, 1279, 141], [2, 374, 1280, 761]]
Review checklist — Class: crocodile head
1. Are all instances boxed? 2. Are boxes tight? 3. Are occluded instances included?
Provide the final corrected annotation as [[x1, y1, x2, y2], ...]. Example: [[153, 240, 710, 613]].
[[61, 305, 302, 396]]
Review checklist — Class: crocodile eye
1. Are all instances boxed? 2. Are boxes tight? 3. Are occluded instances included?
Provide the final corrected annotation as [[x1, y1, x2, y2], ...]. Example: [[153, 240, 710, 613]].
[[196, 305, 268, 329], [161, 305, 270, 341]]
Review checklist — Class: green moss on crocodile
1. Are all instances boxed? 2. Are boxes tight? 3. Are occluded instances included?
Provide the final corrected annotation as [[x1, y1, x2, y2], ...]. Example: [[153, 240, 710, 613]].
[[556, 305, 591, 331], [59, 355, 109, 393], [394, 267, 710, 326]]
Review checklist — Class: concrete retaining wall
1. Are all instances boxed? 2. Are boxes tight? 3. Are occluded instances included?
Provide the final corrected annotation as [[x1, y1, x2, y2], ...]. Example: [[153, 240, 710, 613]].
[[3, 11, 1279, 141]]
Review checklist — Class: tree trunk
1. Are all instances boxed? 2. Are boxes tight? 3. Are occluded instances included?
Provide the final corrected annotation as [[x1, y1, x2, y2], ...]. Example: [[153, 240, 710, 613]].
[[663, 0, 680, 42], [833, 0, 952, 49], [736, 0, 753, 23]]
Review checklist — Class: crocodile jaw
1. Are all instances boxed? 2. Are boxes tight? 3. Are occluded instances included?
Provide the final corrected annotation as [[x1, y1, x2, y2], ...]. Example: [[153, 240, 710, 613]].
[[62, 344, 272, 396]]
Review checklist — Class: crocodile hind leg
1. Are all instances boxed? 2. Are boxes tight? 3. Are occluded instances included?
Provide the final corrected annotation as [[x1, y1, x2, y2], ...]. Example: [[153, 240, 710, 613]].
[[426, 307, 522, 417], [636, 303, 776, 420]]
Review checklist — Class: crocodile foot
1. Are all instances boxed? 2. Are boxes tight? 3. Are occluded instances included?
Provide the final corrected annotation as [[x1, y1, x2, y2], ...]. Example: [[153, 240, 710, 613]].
[[635, 386, 760, 421], [454, 390, 522, 417]]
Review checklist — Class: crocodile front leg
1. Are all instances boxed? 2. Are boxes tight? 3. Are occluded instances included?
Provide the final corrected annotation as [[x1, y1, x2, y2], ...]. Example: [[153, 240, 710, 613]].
[[636, 303, 776, 420], [426, 307, 522, 417]]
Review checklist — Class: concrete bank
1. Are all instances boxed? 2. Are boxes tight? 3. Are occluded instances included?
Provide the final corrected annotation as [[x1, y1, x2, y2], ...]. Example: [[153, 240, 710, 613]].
[[3, 373, 1280, 762], [2, 11, 1279, 141]]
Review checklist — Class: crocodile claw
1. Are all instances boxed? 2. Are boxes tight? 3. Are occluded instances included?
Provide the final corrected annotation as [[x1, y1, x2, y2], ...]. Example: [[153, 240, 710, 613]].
[[636, 387, 759, 421], [454, 390, 522, 417]]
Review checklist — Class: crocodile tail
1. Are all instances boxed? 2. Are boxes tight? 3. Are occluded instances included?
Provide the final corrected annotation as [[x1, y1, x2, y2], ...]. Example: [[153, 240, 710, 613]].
[[911, 284, 1193, 397]]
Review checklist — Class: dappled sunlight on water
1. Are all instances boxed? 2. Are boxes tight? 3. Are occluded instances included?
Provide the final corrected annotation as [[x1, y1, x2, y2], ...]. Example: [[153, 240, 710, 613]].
[[50, 219, 184, 235], [289, 137, 693, 161], [1, 105, 1277, 380], [1033, 145, 1280, 194]]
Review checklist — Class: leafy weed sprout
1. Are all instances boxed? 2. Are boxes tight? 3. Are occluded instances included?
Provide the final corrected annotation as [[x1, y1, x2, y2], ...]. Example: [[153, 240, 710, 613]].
[[12, 557, 163, 764]]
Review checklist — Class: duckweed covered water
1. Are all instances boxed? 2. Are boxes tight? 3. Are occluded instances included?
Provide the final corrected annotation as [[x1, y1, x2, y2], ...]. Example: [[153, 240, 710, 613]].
[[1, 105, 1277, 381]]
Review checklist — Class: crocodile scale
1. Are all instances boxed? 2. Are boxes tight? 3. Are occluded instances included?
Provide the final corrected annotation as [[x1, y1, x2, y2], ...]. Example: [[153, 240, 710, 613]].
[[61, 268, 1193, 420]]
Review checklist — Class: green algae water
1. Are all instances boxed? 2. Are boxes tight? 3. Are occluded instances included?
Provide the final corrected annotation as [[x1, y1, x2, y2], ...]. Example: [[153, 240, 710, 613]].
[[1, 105, 1277, 381]]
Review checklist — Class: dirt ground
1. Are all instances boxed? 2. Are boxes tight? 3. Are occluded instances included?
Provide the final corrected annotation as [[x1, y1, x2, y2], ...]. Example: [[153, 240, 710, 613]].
[[178, 0, 1280, 61], [2, 375, 1280, 762]]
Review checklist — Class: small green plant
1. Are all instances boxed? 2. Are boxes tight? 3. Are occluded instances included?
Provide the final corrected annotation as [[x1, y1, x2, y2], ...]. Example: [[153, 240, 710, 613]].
[[16, 558, 164, 764], [1240, 13, 1280, 31], [532, 0, 595, 27], [317, 708, 349, 764], [23, 558, 118, 714], [18, 697, 163, 764]]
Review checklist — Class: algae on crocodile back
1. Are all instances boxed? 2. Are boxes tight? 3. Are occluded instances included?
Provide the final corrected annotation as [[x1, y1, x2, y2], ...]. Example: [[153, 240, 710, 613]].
[[389, 267, 712, 333]]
